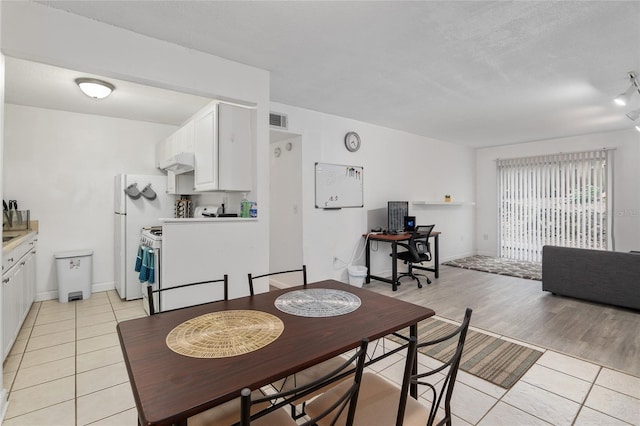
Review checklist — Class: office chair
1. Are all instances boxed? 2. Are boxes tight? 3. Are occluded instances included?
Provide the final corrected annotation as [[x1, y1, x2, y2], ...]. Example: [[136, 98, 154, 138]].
[[308, 308, 473, 426], [395, 225, 435, 288]]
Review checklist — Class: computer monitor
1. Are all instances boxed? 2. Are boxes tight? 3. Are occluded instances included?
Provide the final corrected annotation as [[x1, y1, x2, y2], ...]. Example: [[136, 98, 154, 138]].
[[387, 201, 408, 234], [404, 215, 416, 232]]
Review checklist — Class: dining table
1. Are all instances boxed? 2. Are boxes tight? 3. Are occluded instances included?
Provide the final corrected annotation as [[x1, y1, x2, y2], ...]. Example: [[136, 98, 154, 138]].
[[117, 279, 435, 426]]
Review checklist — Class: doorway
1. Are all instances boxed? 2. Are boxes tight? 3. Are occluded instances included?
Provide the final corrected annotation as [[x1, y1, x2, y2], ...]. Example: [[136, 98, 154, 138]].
[[269, 131, 303, 287]]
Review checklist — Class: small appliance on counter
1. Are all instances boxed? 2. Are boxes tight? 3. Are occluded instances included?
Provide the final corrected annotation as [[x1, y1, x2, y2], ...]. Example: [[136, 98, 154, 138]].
[[194, 205, 222, 218]]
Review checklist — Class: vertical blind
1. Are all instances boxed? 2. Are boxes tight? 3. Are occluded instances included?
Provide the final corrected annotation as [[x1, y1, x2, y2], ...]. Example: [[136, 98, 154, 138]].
[[497, 150, 610, 262]]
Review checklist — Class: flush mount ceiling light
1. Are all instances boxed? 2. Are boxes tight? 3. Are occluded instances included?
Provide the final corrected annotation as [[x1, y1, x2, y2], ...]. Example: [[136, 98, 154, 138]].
[[613, 72, 639, 106], [75, 78, 115, 99]]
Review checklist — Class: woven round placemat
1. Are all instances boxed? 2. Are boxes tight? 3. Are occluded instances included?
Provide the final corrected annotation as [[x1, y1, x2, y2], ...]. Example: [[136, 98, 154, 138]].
[[166, 310, 284, 358], [274, 288, 361, 317]]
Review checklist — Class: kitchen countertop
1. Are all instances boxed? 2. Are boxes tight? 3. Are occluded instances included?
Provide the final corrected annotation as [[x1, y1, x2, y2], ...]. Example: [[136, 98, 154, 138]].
[[3, 221, 39, 252], [161, 217, 257, 223]]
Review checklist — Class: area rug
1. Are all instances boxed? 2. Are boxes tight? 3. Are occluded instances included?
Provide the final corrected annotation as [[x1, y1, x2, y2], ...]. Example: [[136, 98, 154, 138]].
[[443, 255, 542, 281], [390, 318, 543, 389]]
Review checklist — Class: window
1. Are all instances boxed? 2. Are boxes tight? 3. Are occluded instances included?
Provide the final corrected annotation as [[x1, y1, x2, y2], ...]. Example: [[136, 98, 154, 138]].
[[497, 150, 610, 262]]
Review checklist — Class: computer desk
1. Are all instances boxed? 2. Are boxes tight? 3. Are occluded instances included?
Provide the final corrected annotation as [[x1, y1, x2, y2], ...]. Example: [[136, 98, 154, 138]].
[[364, 231, 440, 291]]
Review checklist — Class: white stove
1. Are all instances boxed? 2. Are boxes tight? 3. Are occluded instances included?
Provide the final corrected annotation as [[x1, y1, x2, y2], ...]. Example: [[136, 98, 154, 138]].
[[140, 227, 162, 315], [140, 227, 162, 248]]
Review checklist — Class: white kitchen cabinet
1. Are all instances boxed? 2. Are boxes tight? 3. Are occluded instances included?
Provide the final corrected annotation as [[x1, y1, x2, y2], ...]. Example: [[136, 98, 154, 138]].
[[160, 100, 254, 192], [2, 233, 37, 361], [177, 120, 194, 153], [218, 103, 253, 192], [155, 121, 194, 168], [193, 102, 254, 191], [193, 106, 218, 190]]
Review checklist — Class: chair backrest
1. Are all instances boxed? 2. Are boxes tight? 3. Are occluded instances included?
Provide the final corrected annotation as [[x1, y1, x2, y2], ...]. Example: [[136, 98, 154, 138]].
[[146, 275, 228, 315], [247, 265, 307, 294], [407, 225, 435, 262], [396, 308, 473, 426], [239, 339, 369, 426]]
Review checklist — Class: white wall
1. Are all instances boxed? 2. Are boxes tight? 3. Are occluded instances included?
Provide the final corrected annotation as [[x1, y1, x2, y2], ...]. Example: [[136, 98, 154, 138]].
[[1, 2, 270, 297], [3, 104, 176, 299], [270, 102, 476, 283], [476, 128, 640, 255], [269, 134, 303, 273]]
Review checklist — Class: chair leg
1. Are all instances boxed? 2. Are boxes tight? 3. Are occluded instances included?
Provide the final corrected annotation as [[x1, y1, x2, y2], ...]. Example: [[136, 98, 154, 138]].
[[408, 265, 422, 288]]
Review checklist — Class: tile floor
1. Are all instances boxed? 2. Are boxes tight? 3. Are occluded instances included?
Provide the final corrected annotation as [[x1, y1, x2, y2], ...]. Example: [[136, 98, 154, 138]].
[[2, 290, 640, 425]]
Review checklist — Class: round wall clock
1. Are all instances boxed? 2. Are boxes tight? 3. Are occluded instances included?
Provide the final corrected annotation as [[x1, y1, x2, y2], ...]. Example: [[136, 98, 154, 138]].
[[344, 132, 361, 152]]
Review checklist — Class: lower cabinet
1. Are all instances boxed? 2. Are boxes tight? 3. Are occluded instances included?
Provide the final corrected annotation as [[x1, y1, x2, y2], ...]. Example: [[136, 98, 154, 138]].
[[2, 236, 37, 361]]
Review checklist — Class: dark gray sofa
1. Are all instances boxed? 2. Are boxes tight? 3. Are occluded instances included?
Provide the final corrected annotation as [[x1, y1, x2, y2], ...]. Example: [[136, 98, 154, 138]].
[[542, 245, 640, 310]]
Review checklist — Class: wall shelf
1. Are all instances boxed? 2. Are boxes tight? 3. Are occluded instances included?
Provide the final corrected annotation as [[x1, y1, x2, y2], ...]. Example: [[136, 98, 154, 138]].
[[412, 201, 475, 206]]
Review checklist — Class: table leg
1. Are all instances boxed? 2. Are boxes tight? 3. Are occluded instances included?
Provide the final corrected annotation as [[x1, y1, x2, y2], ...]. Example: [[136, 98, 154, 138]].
[[391, 241, 398, 291], [409, 323, 418, 398], [365, 238, 371, 284], [434, 234, 439, 279]]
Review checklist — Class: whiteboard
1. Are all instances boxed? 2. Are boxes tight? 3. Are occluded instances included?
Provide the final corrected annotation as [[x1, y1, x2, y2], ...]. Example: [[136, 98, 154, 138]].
[[315, 162, 363, 209]]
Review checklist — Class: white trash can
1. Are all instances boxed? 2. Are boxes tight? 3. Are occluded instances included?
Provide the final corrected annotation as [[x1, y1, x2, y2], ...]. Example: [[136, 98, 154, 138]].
[[55, 249, 93, 303], [347, 265, 368, 288]]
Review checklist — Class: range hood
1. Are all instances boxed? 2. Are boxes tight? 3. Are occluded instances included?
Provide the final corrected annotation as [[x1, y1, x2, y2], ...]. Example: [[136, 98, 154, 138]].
[[159, 152, 194, 174]]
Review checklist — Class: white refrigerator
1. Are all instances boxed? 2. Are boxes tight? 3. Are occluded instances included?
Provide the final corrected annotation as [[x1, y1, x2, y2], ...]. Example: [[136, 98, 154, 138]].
[[114, 174, 174, 300]]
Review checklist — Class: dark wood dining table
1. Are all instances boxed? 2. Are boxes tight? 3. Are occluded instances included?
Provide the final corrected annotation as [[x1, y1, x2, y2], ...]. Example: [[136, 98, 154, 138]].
[[117, 279, 435, 426]]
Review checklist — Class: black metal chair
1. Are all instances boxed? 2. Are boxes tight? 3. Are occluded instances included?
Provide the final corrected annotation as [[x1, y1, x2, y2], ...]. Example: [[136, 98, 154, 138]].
[[311, 308, 473, 426], [237, 339, 369, 426], [395, 225, 435, 288], [146, 275, 228, 315], [247, 265, 307, 294], [158, 274, 269, 426], [248, 265, 350, 419]]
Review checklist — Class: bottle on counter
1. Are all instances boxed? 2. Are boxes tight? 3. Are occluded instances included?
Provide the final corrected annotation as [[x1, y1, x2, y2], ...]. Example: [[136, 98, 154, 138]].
[[250, 202, 258, 218], [240, 193, 251, 218]]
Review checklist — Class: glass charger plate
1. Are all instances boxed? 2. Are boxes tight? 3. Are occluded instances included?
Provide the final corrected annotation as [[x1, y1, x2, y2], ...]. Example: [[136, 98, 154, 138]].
[[274, 288, 361, 317]]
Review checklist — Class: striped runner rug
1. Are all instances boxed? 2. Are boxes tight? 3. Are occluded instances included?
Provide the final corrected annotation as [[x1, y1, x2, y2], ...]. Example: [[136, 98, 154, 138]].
[[390, 318, 543, 389]]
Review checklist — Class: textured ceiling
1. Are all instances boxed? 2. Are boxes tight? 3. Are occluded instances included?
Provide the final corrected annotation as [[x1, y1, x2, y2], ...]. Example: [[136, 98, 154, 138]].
[[20, 1, 640, 146]]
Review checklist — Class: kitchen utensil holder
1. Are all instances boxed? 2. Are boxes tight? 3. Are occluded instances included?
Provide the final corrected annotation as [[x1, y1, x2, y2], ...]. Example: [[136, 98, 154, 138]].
[[3, 210, 30, 231]]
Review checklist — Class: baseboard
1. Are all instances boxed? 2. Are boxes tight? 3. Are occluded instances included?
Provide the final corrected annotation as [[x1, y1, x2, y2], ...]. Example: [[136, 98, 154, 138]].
[[35, 281, 116, 302], [439, 251, 477, 263], [92, 282, 115, 293], [475, 249, 498, 257]]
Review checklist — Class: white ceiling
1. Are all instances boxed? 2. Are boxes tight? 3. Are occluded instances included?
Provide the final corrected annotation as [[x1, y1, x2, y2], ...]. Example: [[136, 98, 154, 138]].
[[9, 1, 640, 147], [4, 57, 212, 126]]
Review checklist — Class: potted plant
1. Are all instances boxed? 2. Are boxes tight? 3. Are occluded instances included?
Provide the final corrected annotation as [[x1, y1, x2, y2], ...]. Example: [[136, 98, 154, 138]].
[[444, 194, 451, 202]]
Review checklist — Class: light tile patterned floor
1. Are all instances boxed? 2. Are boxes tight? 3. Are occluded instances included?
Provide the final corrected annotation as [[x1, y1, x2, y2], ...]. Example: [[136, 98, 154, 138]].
[[2, 290, 639, 425]]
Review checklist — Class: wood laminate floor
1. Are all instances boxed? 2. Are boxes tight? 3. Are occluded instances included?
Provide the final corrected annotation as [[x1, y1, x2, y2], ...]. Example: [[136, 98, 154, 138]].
[[365, 265, 640, 377]]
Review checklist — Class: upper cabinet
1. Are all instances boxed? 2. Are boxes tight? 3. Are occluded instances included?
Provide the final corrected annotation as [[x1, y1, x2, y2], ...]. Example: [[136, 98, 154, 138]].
[[217, 103, 253, 192], [193, 105, 218, 190], [159, 101, 255, 192]]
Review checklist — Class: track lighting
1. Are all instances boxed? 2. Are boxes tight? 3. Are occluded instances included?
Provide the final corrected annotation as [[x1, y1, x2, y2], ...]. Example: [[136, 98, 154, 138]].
[[614, 72, 639, 106], [626, 109, 640, 132], [75, 78, 115, 99]]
